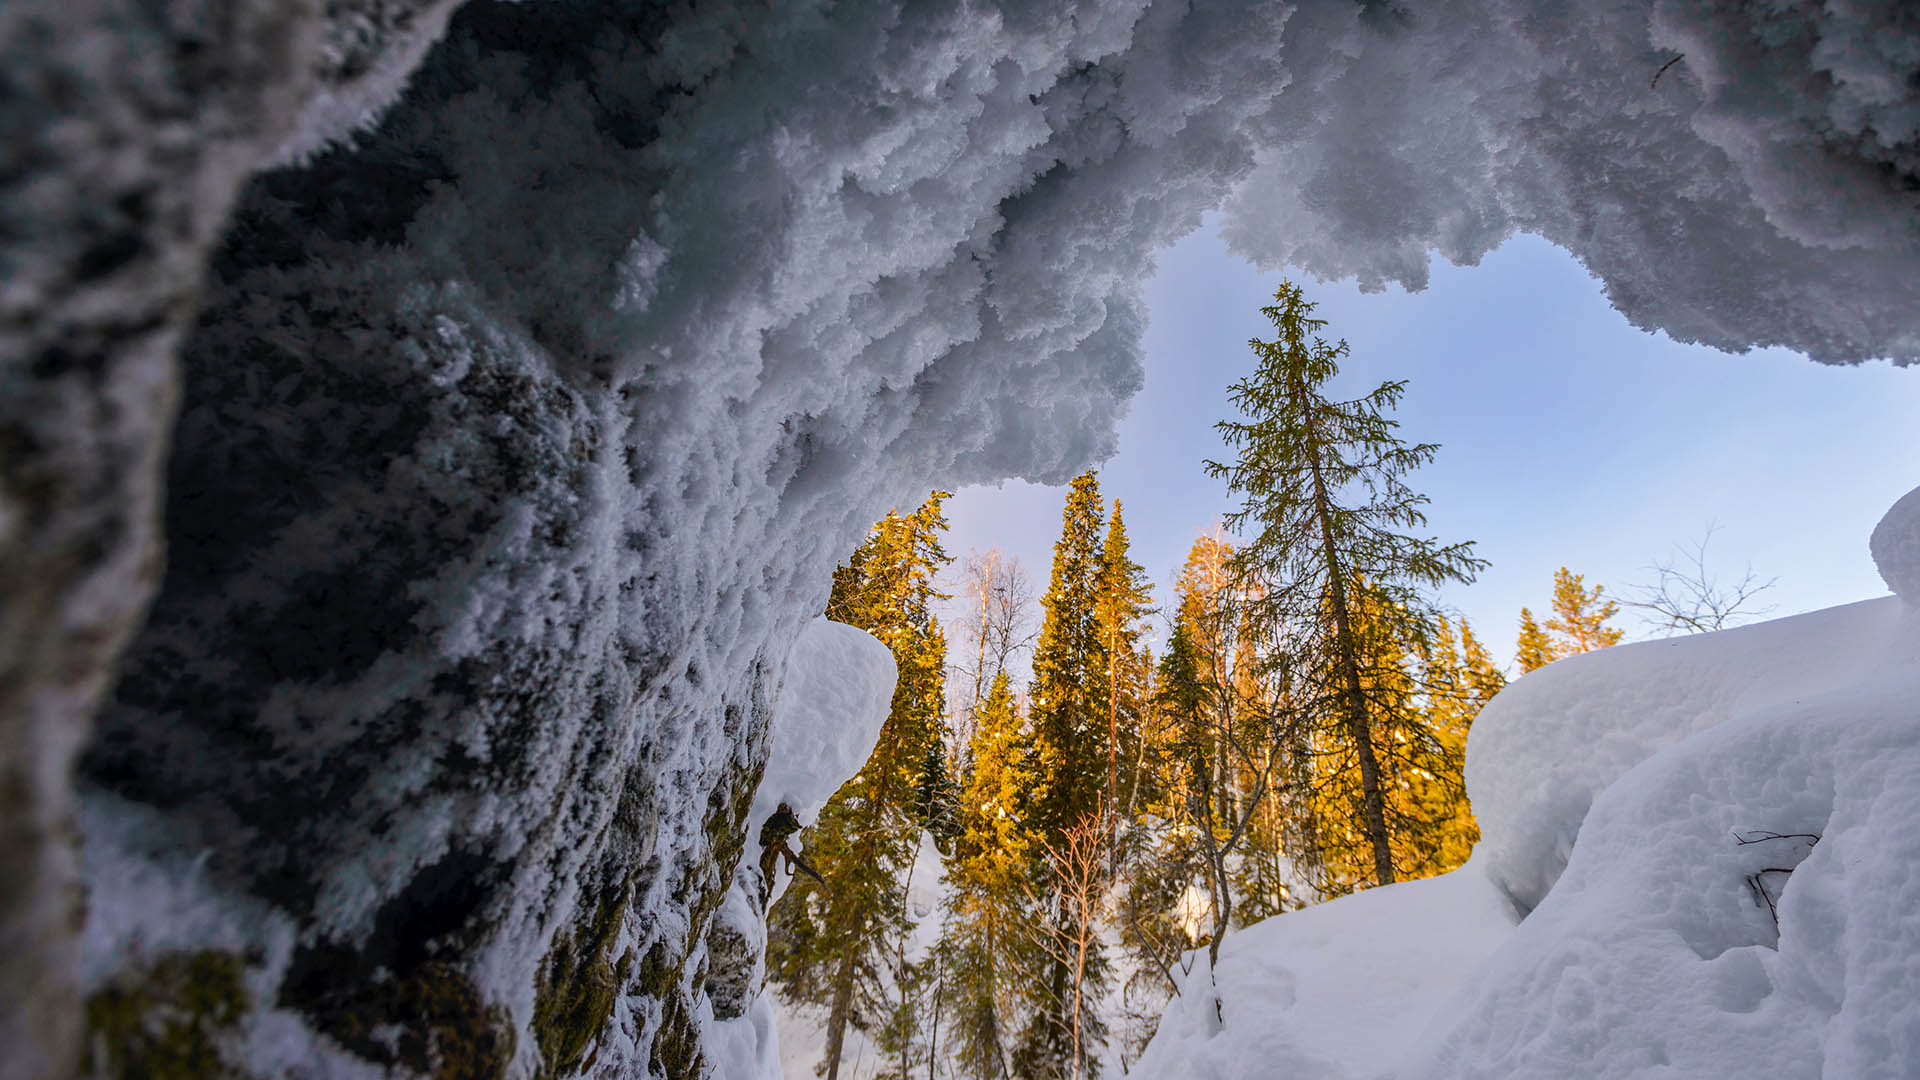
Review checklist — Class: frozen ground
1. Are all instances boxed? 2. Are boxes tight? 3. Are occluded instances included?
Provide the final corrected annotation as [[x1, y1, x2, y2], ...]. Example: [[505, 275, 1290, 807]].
[[1135, 485, 1920, 1079]]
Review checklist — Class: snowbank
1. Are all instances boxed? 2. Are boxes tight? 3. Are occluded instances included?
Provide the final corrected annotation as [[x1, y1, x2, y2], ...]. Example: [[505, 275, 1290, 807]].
[[1136, 485, 1920, 1079], [1135, 867, 1516, 1079], [703, 617, 895, 1075], [753, 618, 898, 833]]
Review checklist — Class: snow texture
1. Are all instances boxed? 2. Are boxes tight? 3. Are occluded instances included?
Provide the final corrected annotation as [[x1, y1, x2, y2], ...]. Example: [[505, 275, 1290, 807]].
[[1220, 0, 1920, 363], [1136, 490, 1920, 1080], [40, 0, 1920, 1074], [752, 618, 898, 835], [1872, 483, 1920, 602], [1134, 866, 1516, 1079]]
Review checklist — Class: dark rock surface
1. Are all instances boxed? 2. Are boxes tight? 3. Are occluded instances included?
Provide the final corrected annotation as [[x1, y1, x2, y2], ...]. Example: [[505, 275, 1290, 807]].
[[1, 0, 452, 1073]]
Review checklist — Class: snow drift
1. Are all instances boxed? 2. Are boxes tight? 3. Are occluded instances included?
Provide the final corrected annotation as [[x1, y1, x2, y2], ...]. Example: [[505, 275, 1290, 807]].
[[6, 0, 1915, 1075], [1136, 487, 1920, 1080]]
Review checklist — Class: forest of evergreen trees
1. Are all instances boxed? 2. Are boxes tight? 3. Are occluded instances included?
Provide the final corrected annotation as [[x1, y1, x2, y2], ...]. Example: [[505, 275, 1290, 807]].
[[765, 286, 1665, 1080]]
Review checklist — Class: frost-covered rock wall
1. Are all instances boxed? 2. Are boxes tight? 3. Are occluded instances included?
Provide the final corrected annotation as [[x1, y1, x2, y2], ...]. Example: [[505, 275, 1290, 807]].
[[0, 0, 452, 1072], [6, 0, 1917, 1076]]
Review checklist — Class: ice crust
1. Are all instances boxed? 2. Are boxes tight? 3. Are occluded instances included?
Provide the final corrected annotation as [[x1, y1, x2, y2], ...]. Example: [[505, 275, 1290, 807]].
[[1136, 493, 1920, 1080]]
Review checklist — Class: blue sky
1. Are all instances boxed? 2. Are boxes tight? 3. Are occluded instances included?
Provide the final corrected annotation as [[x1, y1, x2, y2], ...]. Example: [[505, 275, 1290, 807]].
[[934, 221, 1920, 674]]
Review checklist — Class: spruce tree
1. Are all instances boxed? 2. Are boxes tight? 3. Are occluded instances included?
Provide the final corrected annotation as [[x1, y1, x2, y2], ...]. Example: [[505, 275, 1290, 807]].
[[1028, 472, 1111, 836], [1017, 472, 1113, 1080], [1297, 581, 1454, 894], [942, 672, 1035, 1080], [1458, 620, 1508, 706], [1514, 606, 1556, 674], [768, 493, 952, 1080], [1545, 566, 1624, 654], [1414, 616, 1483, 874], [1094, 500, 1154, 832], [1207, 281, 1486, 891]]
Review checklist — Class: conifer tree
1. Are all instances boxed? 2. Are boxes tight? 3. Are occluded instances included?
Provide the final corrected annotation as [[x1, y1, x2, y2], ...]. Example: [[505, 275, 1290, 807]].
[[1297, 581, 1458, 894], [942, 672, 1035, 1080], [1545, 566, 1624, 655], [1017, 472, 1113, 1080], [1028, 472, 1111, 837], [1514, 606, 1556, 674], [1413, 616, 1488, 873], [768, 493, 952, 1080], [1458, 620, 1508, 706], [1095, 500, 1155, 831], [1207, 281, 1486, 891]]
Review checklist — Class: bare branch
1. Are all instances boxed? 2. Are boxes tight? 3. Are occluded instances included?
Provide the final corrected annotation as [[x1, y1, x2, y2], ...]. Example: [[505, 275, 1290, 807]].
[[1626, 525, 1778, 635]]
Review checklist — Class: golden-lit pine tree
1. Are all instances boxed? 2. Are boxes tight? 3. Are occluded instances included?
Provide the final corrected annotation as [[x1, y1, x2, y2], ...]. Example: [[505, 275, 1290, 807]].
[[941, 672, 1039, 1080], [1208, 282, 1486, 892], [1514, 606, 1556, 673], [1545, 567, 1624, 655], [1296, 581, 1462, 895], [1414, 615, 1504, 874], [1094, 500, 1155, 833], [1018, 472, 1113, 1080]]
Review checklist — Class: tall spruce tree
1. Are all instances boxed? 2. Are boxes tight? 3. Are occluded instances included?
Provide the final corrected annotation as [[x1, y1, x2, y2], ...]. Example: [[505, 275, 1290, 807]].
[[1094, 500, 1155, 833], [1207, 281, 1486, 891], [767, 493, 953, 1080], [1016, 472, 1113, 1080], [1296, 581, 1457, 895], [1414, 616, 1498, 874]]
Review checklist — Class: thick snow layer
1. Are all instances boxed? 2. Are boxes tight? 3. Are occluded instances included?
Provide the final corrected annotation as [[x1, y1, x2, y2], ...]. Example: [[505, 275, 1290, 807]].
[[1136, 491, 1920, 1080], [1134, 867, 1517, 1079], [753, 618, 897, 832], [1415, 604, 1920, 1078], [1469, 596, 1919, 915], [1220, 0, 1920, 363], [700, 615, 894, 1068], [1872, 483, 1920, 602]]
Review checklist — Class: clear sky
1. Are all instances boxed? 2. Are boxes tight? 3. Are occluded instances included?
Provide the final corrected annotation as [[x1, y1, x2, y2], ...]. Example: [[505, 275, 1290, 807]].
[[935, 220, 1920, 674]]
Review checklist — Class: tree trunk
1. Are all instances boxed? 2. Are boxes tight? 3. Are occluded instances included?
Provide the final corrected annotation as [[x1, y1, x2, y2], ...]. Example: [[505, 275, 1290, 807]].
[[1296, 372, 1396, 888], [824, 945, 858, 1080]]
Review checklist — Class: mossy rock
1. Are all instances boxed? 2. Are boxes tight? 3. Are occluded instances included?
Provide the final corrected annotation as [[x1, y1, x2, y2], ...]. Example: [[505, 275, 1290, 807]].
[[281, 951, 514, 1079], [83, 950, 250, 1079], [534, 888, 635, 1078]]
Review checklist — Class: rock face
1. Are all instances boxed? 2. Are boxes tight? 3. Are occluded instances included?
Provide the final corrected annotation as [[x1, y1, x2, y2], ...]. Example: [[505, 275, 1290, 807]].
[[0, 0, 452, 1073]]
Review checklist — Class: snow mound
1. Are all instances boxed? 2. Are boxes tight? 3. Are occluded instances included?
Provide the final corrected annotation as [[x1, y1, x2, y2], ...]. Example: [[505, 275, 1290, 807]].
[[1872, 484, 1920, 603], [753, 618, 897, 830], [1134, 867, 1516, 1080], [1468, 597, 1915, 914], [1416, 605, 1920, 1078]]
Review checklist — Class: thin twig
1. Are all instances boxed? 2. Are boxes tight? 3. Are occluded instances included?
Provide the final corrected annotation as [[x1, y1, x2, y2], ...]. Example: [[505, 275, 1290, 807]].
[[1651, 54, 1685, 90]]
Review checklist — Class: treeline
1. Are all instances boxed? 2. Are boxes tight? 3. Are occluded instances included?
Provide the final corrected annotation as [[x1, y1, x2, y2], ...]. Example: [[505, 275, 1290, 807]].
[[766, 285, 1654, 1080]]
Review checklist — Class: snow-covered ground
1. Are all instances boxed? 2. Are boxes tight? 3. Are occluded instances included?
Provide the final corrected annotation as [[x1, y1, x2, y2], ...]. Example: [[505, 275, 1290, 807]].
[[1136, 485, 1920, 1079]]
